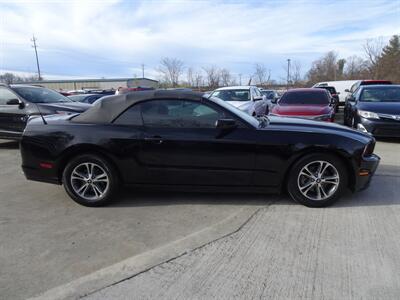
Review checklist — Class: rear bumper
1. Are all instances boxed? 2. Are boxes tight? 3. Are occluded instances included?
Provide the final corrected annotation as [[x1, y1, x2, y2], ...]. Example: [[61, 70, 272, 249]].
[[353, 154, 380, 192], [22, 165, 61, 185], [359, 117, 400, 137]]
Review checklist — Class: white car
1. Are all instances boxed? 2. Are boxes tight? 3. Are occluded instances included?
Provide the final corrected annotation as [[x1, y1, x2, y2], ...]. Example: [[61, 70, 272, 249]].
[[313, 80, 358, 105], [210, 86, 268, 116]]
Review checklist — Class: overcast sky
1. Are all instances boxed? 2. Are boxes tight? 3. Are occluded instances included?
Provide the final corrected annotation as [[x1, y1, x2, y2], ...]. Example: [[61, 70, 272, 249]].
[[0, 0, 399, 82]]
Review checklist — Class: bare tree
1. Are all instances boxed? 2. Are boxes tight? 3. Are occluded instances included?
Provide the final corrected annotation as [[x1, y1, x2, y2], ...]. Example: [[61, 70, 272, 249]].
[[220, 68, 232, 86], [203, 65, 221, 88], [187, 67, 194, 87], [0, 72, 39, 84], [291, 60, 302, 85], [344, 55, 368, 79], [194, 71, 203, 89], [306, 51, 338, 84], [363, 37, 384, 79], [157, 57, 184, 87], [253, 63, 270, 86]]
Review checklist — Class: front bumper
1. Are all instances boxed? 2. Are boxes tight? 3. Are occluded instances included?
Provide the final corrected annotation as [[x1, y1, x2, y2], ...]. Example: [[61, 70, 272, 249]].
[[353, 154, 380, 192], [359, 117, 400, 137]]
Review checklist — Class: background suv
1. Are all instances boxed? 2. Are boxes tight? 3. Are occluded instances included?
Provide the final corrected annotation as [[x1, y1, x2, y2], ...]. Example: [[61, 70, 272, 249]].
[[0, 84, 90, 140]]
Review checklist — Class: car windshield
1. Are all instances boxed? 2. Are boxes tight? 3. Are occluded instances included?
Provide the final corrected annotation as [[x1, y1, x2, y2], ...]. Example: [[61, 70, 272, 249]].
[[12, 86, 72, 103], [279, 91, 329, 105], [317, 87, 336, 94], [211, 89, 250, 102], [360, 87, 400, 102], [209, 96, 259, 128]]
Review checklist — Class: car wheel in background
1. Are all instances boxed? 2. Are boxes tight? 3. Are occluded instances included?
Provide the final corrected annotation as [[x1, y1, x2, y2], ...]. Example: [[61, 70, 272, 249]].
[[62, 154, 119, 207], [287, 154, 348, 207]]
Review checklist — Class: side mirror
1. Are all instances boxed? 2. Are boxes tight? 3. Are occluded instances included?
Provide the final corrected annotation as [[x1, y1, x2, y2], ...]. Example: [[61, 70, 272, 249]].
[[253, 96, 263, 101], [337, 92, 340, 95], [215, 119, 237, 130], [348, 95, 356, 102], [6, 99, 24, 108], [271, 98, 278, 104], [345, 89, 350, 93]]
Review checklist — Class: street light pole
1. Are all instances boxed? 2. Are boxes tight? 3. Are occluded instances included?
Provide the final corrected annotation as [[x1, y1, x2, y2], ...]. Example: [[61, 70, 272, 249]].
[[31, 35, 42, 81]]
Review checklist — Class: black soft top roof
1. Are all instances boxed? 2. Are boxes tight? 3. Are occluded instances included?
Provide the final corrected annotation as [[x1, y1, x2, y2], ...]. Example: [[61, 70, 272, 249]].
[[72, 90, 205, 124]]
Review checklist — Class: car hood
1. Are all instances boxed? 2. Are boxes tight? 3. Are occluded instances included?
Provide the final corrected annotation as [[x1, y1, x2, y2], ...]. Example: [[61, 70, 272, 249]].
[[272, 104, 331, 116], [357, 102, 400, 114], [226, 100, 251, 110], [37, 102, 91, 113], [265, 116, 372, 143]]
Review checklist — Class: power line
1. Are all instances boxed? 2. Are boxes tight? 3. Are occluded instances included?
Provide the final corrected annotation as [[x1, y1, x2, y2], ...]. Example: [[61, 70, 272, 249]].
[[31, 35, 42, 80]]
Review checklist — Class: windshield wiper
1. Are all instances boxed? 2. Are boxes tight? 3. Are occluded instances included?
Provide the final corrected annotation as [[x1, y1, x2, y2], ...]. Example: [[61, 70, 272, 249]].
[[256, 115, 270, 128]]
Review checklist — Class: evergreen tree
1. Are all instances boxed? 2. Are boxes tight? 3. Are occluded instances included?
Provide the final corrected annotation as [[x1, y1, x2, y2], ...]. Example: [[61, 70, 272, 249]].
[[377, 35, 400, 82]]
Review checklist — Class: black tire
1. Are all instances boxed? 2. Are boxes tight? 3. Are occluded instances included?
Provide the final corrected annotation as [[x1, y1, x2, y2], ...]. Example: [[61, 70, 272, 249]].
[[287, 153, 348, 207], [62, 154, 119, 207]]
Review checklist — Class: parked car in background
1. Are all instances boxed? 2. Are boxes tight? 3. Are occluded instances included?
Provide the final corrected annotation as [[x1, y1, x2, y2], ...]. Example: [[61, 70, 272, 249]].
[[270, 88, 335, 122], [343, 85, 400, 137], [210, 86, 268, 116], [68, 93, 105, 104], [260, 89, 279, 99], [116, 87, 155, 95], [345, 80, 393, 103], [20, 90, 379, 208], [0, 84, 90, 140], [313, 86, 339, 112], [313, 80, 358, 106]]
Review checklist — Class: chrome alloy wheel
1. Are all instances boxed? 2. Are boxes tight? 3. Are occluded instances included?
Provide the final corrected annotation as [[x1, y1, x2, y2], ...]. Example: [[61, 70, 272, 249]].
[[297, 160, 340, 201], [70, 162, 109, 201]]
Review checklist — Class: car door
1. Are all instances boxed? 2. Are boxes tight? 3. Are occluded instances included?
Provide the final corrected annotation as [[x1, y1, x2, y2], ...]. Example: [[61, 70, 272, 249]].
[[0, 87, 27, 138], [117, 99, 255, 186]]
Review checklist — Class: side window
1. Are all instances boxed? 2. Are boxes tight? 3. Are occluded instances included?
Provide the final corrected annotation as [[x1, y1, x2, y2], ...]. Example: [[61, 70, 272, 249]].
[[350, 83, 359, 93], [254, 88, 261, 97], [0, 87, 18, 105], [114, 104, 143, 126], [141, 100, 224, 128]]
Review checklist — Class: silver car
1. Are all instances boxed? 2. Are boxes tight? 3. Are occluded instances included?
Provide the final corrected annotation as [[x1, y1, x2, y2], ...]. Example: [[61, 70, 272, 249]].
[[210, 86, 269, 116]]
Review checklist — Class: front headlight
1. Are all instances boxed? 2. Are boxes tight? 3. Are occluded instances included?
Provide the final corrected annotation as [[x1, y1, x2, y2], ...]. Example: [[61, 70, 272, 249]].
[[358, 110, 379, 119]]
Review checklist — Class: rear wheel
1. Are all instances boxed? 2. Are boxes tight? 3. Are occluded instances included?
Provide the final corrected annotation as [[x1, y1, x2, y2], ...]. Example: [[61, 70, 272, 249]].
[[287, 154, 348, 207], [62, 154, 119, 207]]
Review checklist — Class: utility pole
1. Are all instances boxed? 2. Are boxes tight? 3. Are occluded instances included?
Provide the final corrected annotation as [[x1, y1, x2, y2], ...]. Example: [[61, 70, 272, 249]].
[[141, 64, 145, 78], [239, 73, 242, 85], [31, 35, 42, 80], [286, 59, 291, 89]]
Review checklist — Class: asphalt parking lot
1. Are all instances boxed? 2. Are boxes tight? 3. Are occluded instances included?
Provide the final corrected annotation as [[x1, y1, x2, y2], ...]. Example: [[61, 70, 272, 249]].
[[1, 113, 399, 300]]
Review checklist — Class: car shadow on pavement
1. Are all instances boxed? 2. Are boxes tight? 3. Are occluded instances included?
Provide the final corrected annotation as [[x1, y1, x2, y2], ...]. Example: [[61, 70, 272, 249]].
[[376, 137, 400, 143], [110, 188, 276, 208], [109, 165, 399, 208], [0, 140, 19, 149]]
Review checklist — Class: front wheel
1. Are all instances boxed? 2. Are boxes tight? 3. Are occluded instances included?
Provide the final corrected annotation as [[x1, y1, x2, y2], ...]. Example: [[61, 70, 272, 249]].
[[62, 154, 119, 207], [287, 154, 348, 207]]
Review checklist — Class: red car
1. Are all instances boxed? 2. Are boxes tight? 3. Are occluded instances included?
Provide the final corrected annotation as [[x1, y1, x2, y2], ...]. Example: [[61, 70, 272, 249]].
[[271, 88, 335, 122]]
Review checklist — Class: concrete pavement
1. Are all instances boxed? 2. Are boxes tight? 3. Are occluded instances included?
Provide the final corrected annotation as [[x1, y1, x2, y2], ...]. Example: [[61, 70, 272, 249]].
[[0, 141, 263, 300], [84, 152, 400, 300]]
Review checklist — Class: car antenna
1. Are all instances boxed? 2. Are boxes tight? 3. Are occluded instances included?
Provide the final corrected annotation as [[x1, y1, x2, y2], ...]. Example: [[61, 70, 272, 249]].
[[35, 104, 47, 125]]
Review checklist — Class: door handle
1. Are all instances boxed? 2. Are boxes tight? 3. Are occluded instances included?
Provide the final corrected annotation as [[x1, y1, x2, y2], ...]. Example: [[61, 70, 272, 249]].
[[144, 136, 163, 144]]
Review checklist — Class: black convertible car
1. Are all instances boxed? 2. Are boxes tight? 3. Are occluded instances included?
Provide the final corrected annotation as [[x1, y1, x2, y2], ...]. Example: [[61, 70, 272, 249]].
[[0, 84, 90, 140], [20, 90, 380, 207]]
